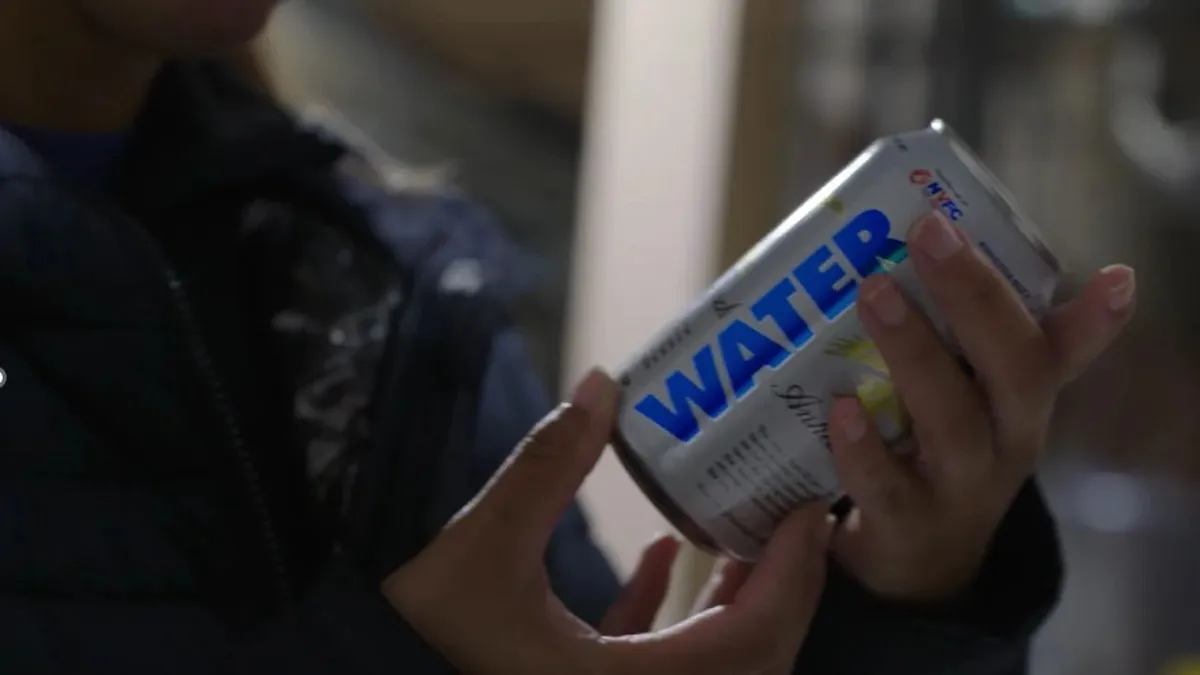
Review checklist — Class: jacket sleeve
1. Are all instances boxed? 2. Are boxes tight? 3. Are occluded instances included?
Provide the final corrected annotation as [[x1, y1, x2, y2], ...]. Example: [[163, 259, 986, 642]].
[[0, 550, 453, 675], [792, 480, 1063, 675], [0, 335, 452, 673], [334, 163, 623, 623]]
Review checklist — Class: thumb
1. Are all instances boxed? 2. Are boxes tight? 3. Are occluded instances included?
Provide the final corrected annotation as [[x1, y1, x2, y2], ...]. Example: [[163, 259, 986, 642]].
[[599, 534, 681, 635], [464, 368, 619, 557], [691, 559, 754, 615], [606, 505, 832, 674]]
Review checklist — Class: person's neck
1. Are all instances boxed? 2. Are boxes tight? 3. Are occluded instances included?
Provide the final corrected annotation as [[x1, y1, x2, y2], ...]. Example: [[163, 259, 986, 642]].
[[0, 2, 161, 133]]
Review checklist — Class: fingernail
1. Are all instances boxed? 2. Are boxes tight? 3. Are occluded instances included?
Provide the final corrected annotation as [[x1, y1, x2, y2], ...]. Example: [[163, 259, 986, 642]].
[[1104, 264, 1136, 313], [838, 400, 867, 443], [649, 532, 680, 550], [864, 278, 907, 327], [571, 368, 611, 411], [914, 211, 962, 260], [636, 534, 678, 569]]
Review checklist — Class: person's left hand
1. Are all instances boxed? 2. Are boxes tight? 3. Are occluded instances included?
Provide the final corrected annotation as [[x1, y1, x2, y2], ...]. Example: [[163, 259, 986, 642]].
[[602, 544, 797, 675], [596, 535, 681, 636], [829, 210, 1137, 603]]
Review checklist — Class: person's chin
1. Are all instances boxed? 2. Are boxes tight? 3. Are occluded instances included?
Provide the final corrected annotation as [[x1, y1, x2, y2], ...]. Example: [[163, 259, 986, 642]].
[[176, 0, 275, 50]]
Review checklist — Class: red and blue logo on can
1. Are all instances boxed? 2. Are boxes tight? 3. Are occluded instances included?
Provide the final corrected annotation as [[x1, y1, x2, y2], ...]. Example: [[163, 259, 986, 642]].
[[910, 169, 965, 221]]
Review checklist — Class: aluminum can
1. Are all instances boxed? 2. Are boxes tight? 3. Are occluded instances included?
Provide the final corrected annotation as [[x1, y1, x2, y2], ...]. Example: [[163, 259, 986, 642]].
[[612, 119, 1063, 561]]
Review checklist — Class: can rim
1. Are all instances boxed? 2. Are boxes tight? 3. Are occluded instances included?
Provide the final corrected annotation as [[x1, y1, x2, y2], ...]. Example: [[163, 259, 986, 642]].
[[929, 118, 1068, 282], [610, 426, 724, 556]]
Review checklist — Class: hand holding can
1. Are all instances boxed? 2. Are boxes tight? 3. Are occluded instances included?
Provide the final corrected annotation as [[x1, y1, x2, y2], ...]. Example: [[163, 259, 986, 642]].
[[384, 371, 835, 675], [610, 120, 1136, 603], [827, 211, 1134, 601]]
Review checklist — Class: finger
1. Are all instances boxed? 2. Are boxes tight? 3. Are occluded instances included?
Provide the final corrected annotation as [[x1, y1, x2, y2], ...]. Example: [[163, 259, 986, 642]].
[[599, 535, 681, 635], [828, 397, 920, 517], [703, 505, 832, 650], [908, 211, 1054, 458], [466, 369, 619, 556], [857, 272, 991, 487], [827, 507, 889, 596], [1043, 264, 1136, 385], [621, 505, 831, 674], [692, 559, 754, 614]]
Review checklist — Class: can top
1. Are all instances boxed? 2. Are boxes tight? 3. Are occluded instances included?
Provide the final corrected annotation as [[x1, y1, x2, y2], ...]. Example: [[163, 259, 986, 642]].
[[929, 118, 1066, 278]]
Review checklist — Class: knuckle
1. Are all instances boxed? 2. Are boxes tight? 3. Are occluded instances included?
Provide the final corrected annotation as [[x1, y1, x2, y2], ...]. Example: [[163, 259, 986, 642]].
[[955, 264, 1010, 309], [856, 453, 896, 489], [524, 402, 571, 438], [890, 319, 948, 370], [1000, 331, 1055, 395], [482, 494, 525, 537], [916, 395, 987, 448], [520, 403, 589, 459], [839, 447, 895, 495], [517, 433, 560, 463], [1000, 419, 1048, 473], [992, 342, 1056, 462], [879, 477, 910, 512], [745, 630, 791, 666]]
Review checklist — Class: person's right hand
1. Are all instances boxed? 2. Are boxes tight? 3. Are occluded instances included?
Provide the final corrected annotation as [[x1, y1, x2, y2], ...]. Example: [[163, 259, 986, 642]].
[[383, 369, 833, 675]]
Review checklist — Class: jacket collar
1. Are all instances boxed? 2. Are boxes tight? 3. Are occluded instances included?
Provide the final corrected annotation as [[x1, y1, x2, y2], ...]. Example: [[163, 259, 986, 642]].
[[0, 59, 346, 213], [116, 60, 346, 217]]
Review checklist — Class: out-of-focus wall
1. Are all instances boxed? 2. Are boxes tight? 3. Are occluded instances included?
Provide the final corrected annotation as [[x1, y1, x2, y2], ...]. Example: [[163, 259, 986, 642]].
[[561, 0, 746, 622], [362, 0, 593, 119]]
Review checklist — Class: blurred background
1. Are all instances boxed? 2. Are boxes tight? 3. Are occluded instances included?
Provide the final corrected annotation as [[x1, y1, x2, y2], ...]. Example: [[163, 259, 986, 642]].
[[256, 1, 1200, 672]]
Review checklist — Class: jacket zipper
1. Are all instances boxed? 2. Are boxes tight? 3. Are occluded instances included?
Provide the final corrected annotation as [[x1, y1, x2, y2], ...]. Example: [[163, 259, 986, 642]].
[[343, 230, 497, 572], [159, 269, 294, 610], [93, 199, 295, 611], [343, 261, 442, 573]]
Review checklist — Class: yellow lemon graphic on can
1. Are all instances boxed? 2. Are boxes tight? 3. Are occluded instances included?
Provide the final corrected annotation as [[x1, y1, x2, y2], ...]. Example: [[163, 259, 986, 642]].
[[825, 336, 909, 435], [1162, 656, 1200, 675]]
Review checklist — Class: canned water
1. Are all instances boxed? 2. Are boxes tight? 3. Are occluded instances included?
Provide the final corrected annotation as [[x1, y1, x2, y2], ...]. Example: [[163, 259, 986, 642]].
[[612, 120, 1064, 561]]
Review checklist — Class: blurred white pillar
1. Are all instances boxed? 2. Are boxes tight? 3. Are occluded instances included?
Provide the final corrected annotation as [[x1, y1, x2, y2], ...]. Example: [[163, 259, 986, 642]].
[[562, 0, 746, 623]]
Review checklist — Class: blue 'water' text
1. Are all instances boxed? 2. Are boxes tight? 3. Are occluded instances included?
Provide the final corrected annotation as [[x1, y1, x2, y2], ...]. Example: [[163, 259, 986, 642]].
[[634, 210, 905, 442]]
